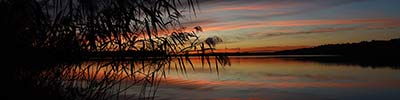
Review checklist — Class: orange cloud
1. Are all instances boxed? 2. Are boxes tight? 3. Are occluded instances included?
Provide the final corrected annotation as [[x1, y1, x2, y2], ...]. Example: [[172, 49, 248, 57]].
[[248, 22, 400, 37], [205, 22, 267, 31], [220, 5, 266, 11], [204, 2, 304, 13], [182, 19, 217, 26], [204, 18, 400, 31], [267, 18, 400, 27], [212, 46, 310, 53]]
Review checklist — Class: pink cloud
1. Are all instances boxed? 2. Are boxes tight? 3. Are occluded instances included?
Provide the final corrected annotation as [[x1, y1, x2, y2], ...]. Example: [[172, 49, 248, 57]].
[[248, 21, 400, 37], [203, 2, 304, 13], [212, 46, 310, 53], [267, 18, 400, 27], [203, 18, 400, 32]]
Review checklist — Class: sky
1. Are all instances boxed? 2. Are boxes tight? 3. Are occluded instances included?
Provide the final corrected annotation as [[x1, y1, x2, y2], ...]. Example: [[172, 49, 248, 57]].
[[180, 0, 400, 52]]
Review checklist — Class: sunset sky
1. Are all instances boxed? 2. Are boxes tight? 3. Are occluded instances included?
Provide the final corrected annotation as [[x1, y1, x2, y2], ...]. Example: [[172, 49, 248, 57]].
[[180, 0, 400, 52]]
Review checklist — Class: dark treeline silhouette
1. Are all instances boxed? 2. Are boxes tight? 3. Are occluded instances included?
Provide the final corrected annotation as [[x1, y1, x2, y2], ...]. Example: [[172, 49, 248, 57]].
[[194, 38, 400, 69], [271, 38, 400, 69], [187, 38, 400, 57], [274, 38, 400, 56]]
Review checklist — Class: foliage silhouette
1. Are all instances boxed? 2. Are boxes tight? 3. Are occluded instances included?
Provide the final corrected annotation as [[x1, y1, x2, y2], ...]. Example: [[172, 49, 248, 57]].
[[4, 0, 231, 100], [13, 57, 230, 100], [5, 0, 220, 60]]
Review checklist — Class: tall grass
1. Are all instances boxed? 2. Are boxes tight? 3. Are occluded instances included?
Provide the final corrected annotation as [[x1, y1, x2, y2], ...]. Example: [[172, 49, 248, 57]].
[[6, 0, 210, 54], [6, 0, 231, 100], [14, 56, 230, 100]]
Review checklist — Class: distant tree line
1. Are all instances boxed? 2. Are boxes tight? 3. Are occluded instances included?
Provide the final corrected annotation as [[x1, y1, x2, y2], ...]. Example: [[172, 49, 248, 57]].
[[275, 38, 400, 56]]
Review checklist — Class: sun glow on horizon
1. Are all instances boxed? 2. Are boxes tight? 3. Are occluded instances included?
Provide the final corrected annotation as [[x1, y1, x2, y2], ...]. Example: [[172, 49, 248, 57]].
[[179, 0, 400, 50]]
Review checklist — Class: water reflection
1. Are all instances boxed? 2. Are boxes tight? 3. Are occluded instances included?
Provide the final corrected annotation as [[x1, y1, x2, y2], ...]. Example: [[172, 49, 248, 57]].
[[13, 56, 400, 100], [285, 56, 400, 69], [15, 60, 166, 100], [156, 56, 400, 100], [13, 56, 229, 100]]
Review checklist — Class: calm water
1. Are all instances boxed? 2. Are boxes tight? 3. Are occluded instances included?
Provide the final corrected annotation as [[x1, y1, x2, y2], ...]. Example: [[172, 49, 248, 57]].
[[152, 56, 400, 100]]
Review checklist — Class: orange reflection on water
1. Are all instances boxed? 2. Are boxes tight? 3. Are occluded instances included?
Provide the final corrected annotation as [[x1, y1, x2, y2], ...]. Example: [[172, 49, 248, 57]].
[[163, 57, 400, 90], [215, 97, 263, 100], [161, 76, 400, 89]]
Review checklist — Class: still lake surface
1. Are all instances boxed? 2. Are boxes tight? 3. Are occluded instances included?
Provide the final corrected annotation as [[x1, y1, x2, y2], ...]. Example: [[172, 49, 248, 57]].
[[150, 56, 400, 100]]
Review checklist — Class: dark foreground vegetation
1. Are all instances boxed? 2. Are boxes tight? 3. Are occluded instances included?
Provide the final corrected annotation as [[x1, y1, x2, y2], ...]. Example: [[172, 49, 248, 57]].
[[5, 0, 230, 100]]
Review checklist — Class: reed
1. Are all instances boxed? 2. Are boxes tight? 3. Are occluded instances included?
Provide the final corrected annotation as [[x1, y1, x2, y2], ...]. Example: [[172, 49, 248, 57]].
[[6, 0, 231, 100]]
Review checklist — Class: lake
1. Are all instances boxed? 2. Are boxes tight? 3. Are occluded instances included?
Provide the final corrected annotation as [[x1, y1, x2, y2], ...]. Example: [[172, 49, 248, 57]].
[[151, 56, 400, 100], [14, 56, 400, 100]]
